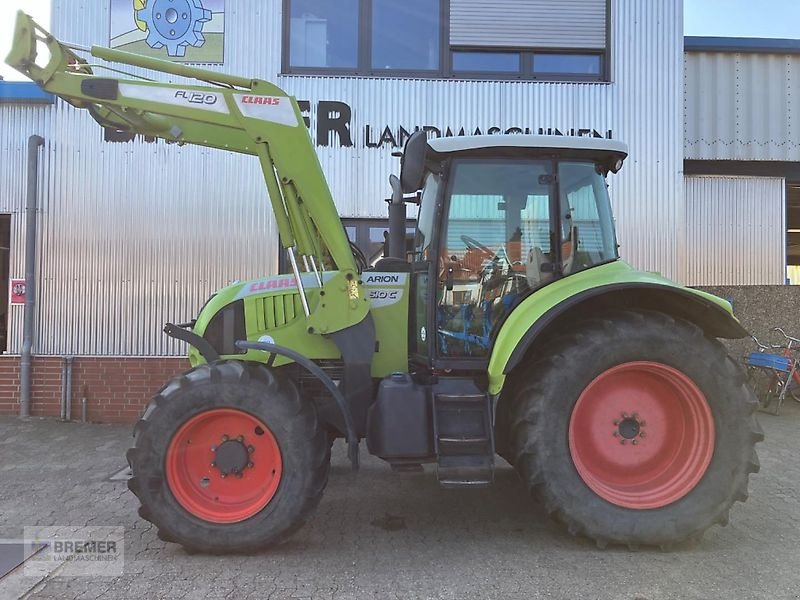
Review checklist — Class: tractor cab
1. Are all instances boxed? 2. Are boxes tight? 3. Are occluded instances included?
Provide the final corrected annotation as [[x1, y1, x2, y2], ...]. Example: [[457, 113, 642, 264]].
[[392, 133, 628, 360]]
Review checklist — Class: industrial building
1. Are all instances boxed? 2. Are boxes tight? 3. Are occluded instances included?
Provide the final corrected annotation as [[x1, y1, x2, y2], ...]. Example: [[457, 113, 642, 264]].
[[0, 0, 798, 420]]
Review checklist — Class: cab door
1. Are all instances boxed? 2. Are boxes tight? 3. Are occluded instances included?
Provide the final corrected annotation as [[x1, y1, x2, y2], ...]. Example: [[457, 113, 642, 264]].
[[432, 158, 556, 362], [409, 171, 442, 365]]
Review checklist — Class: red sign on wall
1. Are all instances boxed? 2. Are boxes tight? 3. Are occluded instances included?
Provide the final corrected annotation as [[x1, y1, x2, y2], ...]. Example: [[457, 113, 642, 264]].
[[9, 279, 26, 305]]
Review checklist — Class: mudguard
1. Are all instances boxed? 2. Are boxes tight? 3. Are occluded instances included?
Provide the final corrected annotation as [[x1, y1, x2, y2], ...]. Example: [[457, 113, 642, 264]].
[[487, 261, 747, 395]]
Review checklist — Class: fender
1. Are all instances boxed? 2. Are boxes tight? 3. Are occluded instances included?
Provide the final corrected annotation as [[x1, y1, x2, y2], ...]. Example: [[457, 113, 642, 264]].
[[236, 340, 360, 471], [487, 260, 747, 395]]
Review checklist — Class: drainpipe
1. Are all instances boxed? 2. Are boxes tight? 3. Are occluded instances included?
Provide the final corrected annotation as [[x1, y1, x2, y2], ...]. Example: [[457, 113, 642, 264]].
[[19, 135, 44, 418]]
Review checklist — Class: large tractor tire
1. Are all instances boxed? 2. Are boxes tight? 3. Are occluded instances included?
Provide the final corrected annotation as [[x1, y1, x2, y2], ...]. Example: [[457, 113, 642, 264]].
[[127, 360, 330, 554], [508, 310, 763, 548]]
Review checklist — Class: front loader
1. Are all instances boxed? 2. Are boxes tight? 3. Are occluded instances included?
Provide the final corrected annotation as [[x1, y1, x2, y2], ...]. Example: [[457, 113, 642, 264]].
[[7, 12, 762, 553]]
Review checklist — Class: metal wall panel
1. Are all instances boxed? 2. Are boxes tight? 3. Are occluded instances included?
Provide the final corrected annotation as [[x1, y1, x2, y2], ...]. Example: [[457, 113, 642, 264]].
[[450, 0, 607, 49], [0, 0, 684, 356], [685, 51, 800, 160], [684, 176, 785, 285]]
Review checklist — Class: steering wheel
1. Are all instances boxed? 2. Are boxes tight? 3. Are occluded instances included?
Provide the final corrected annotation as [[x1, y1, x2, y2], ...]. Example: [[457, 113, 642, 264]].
[[461, 234, 491, 254]]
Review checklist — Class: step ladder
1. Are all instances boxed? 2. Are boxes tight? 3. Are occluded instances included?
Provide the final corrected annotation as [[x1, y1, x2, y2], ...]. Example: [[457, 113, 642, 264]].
[[433, 385, 495, 488]]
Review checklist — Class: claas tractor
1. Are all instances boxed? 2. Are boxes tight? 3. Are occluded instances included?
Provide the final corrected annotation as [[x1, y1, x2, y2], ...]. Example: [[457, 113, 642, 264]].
[[7, 12, 762, 553]]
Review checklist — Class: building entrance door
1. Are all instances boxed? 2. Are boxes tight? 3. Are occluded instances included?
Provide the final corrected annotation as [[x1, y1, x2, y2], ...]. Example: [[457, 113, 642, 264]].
[[0, 215, 10, 352]]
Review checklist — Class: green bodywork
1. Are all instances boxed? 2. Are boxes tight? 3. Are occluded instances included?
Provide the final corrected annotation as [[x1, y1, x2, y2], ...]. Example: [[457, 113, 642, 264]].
[[189, 272, 410, 377], [486, 260, 739, 394], [7, 12, 742, 403]]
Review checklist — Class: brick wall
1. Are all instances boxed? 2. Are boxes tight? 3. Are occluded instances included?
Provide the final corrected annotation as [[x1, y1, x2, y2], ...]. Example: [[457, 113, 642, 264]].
[[0, 356, 188, 423]]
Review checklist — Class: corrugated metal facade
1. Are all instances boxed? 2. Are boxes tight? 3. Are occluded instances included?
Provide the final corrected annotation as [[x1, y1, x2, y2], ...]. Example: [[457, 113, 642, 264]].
[[450, 0, 607, 49], [0, 0, 684, 356], [684, 176, 786, 285], [685, 51, 800, 161]]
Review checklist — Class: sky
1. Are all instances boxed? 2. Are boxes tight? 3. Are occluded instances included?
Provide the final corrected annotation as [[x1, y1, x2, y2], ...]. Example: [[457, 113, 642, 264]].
[[684, 0, 800, 37], [1, 0, 50, 81], [2, 0, 800, 81]]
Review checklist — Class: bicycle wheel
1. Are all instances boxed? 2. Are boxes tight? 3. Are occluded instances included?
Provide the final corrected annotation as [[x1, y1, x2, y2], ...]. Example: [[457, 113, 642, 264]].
[[746, 366, 780, 410], [788, 379, 800, 403]]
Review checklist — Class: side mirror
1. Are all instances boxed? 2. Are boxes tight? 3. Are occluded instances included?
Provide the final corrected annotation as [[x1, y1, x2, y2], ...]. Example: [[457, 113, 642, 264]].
[[400, 131, 428, 193]]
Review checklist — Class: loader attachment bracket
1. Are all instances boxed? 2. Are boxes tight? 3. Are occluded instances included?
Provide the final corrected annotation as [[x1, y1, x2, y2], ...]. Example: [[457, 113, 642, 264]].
[[163, 322, 220, 363]]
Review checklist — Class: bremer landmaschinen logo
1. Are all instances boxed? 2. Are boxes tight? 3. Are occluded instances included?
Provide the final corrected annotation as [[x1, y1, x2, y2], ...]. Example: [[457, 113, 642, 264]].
[[24, 526, 125, 577]]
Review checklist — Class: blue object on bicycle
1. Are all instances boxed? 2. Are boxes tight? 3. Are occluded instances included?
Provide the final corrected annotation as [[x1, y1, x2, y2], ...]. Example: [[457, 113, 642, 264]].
[[745, 352, 792, 373]]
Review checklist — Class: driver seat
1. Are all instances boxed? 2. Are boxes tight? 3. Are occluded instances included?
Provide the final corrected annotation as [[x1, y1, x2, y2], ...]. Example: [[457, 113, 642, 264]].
[[526, 247, 554, 287]]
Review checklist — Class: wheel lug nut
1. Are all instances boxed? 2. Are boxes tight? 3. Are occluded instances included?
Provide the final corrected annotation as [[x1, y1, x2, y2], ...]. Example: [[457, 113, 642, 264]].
[[613, 420, 620, 426], [210, 461, 216, 467], [247, 445, 255, 453], [222, 435, 229, 442], [248, 462, 254, 468], [632, 412, 638, 419], [639, 432, 646, 438], [237, 435, 244, 442], [632, 439, 638, 445], [613, 431, 619, 437], [622, 412, 629, 419], [220, 473, 227, 478], [211, 446, 217, 452], [620, 439, 626, 445]]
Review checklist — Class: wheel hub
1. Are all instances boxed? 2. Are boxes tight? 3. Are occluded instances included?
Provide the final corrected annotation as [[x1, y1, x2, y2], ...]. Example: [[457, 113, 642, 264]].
[[614, 412, 646, 443], [212, 437, 251, 476], [617, 416, 640, 439]]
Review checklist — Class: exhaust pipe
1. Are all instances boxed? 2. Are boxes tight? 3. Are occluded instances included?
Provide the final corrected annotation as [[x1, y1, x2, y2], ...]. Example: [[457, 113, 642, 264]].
[[387, 175, 406, 259]]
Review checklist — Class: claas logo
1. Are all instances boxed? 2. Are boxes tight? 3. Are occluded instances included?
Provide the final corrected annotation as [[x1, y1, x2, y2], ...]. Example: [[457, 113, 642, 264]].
[[242, 96, 281, 106]]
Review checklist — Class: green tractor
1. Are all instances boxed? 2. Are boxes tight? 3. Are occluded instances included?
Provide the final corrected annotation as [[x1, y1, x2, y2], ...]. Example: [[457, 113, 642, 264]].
[[8, 13, 761, 552]]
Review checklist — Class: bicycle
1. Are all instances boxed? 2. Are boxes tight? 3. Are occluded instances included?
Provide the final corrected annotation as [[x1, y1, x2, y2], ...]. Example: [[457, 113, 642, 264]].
[[744, 327, 800, 415]]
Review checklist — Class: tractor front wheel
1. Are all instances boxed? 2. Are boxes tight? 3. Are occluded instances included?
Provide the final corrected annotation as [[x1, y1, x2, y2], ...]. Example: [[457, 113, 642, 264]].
[[127, 361, 329, 553], [509, 310, 763, 547]]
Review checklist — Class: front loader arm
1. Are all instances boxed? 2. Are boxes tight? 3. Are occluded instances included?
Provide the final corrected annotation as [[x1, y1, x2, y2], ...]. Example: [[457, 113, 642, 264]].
[[6, 11, 369, 334]]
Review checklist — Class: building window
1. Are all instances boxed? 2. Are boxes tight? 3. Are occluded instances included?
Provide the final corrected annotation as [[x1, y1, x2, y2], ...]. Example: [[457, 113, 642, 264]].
[[451, 51, 521, 74], [451, 50, 605, 81], [285, 0, 442, 75], [532, 53, 603, 77], [288, 0, 359, 68], [283, 0, 610, 82], [371, 0, 440, 71]]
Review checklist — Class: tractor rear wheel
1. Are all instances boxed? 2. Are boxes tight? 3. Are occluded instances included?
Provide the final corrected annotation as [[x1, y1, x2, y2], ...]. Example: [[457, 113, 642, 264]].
[[509, 310, 763, 547], [127, 360, 330, 553]]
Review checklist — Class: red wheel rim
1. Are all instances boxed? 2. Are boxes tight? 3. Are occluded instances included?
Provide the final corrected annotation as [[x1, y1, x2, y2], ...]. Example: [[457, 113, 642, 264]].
[[568, 362, 715, 509], [166, 408, 282, 523]]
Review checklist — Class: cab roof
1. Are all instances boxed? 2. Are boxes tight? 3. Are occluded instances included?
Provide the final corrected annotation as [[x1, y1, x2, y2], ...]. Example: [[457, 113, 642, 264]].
[[427, 135, 628, 158]]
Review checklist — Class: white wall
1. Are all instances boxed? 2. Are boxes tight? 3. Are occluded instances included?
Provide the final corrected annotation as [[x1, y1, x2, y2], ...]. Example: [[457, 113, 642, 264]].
[[685, 50, 800, 161], [684, 176, 786, 285]]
